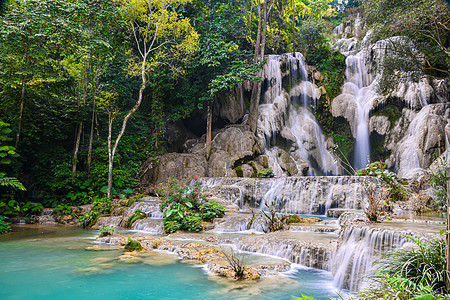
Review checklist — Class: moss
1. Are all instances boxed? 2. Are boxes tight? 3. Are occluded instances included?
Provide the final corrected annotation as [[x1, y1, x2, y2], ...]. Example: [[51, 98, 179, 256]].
[[248, 161, 258, 178], [235, 166, 243, 177], [307, 48, 346, 100], [124, 237, 142, 251], [127, 208, 147, 228], [373, 105, 402, 127]]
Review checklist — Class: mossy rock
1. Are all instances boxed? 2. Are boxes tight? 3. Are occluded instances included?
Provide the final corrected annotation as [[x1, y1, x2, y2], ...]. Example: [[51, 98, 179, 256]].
[[235, 166, 243, 177], [124, 238, 142, 251], [286, 215, 306, 224], [286, 215, 323, 224]]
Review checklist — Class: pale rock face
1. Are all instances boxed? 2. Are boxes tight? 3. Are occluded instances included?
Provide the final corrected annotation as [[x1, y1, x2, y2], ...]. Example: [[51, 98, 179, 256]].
[[289, 81, 321, 101], [369, 115, 390, 135], [219, 85, 245, 123], [207, 149, 233, 177], [141, 153, 207, 188], [331, 93, 358, 137], [394, 104, 448, 179], [257, 93, 289, 139], [391, 78, 435, 109], [211, 124, 260, 165]]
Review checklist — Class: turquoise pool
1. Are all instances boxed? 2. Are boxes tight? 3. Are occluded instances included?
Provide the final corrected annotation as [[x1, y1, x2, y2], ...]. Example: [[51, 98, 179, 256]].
[[0, 226, 340, 299]]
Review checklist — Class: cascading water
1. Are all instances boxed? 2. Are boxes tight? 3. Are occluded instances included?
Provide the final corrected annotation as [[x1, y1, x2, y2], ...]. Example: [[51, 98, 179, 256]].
[[198, 177, 365, 214], [332, 226, 409, 292], [258, 53, 340, 175], [341, 51, 377, 169]]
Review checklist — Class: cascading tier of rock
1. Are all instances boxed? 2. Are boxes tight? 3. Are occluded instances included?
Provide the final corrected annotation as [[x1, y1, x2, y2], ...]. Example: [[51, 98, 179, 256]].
[[199, 176, 365, 215]]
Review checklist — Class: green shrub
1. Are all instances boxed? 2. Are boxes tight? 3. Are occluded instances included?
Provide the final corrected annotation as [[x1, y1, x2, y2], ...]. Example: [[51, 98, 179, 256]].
[[0, 215, 11, 234], [0, 199, 20, 217], [356, 162, 408, 202], [99, 226, 114, 237], [158, 179, 225, 234], [430, 155, 447, 210], [158, 178, 206, 212], [257, 167, 275, 178], [199, 201, 225, 221], [358, 275, 436, 300], [127, 208, 147, 228], [77, 197, 113, 228], [124, 237, 142, 251], [21, 202, 44, 217], [53, 204, 73, 216], [377, 236, 449, 295]]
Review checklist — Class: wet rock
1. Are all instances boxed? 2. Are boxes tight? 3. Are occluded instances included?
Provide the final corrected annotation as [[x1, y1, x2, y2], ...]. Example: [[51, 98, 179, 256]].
[[369, 115, 390, 135], [91, 216, 122, 230], [124, 238, 142, 251], [37, 209, 57, 225], [392, 104, 448, 179], [331, 94, 358, 137], [207, 149, 233, 177], [211, 125, 261, 165], [198, 177, 365, 214], [140, 153, 207, 188]]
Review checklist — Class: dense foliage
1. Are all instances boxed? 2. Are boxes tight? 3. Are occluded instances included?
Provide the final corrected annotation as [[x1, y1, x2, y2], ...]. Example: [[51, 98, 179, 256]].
[[158, 179, 224, 233]]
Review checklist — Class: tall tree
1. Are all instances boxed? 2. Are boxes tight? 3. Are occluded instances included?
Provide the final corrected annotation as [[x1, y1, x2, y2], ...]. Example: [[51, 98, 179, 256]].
[[112, 0, 199, 198]]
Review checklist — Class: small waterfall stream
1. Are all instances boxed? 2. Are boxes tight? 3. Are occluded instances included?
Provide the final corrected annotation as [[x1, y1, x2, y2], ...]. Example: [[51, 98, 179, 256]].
[[332, 226, 409, 292], [341, 51, 377, 169]]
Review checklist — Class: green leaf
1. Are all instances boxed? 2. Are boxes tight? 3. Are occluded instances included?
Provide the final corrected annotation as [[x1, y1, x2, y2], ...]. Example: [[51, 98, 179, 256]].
[[0, 158, 11, 164], [123, 187, 134, 195], [411, 295, 437, 300], [100, 186, 108, 194]]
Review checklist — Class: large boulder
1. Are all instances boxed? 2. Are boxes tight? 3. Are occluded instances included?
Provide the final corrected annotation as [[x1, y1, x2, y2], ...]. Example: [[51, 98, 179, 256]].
[[331, 93, 358, 137], [211, 124, 261, 164], [140, 153, 207, 189]]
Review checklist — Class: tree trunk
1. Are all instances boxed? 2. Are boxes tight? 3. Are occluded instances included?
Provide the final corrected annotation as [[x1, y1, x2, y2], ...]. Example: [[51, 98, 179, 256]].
[[107, 113, 114, 199], [253, 0, 262, 62], [446, 166, 450, 290], [260, 0, 268, 60], [292, 0, 295, 55], [205, 100, 213, 160], [72, 49, 91, 174], [249, 0, 269, 133], [15, 79, 26, 149], [87, 60, 101, 175], [107, 57, 147, 198]]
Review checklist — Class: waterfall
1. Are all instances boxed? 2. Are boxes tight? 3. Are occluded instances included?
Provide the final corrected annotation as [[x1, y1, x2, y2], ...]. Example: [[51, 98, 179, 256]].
[[199, 177, 366, 215], [258, 53, 340, 175], [332, 226, 408, 292], [342, 51, 377, 169], [234, 237, 333, 270]]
